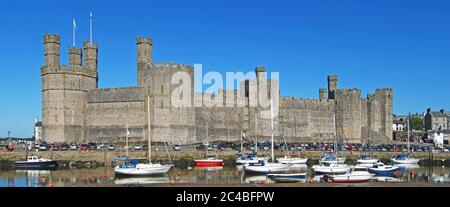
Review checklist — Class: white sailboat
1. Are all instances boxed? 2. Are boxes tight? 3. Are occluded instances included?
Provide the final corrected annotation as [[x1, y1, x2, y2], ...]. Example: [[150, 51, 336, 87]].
[[243, 99, 291, 174], [391, 118, 420, 164], [276, 121, 309, 165], [114, 96, 173, 176], [312, 113, 350, 174]]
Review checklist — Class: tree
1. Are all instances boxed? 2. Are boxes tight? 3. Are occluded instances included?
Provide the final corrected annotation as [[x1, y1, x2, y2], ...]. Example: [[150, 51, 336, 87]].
[[410, 116, 424, 131]]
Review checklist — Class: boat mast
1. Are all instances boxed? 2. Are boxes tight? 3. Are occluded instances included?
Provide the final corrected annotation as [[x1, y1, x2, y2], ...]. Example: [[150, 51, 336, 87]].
[[255, 112, 258, 155], [270, 99, 275, 163], [240, 130, 243, 155], [147, 95, 152, 164], [206, 122, 208, 158], [333, 112, 338, 164], [126, 124, 129, 158], [407, 118, 410, 154]]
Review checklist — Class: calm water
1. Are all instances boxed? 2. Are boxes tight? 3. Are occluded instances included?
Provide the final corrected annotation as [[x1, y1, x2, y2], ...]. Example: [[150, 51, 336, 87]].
[[1, 164, 449, 187]]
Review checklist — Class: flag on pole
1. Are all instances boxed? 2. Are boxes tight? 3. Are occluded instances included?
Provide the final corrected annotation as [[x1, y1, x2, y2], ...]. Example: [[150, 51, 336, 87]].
[[72, 18, 76, 47], [90, 12, 94, 45]]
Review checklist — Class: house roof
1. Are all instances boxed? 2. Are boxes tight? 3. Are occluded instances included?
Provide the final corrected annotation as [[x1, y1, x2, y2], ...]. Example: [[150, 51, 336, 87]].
[[430, 112, 447, 118]]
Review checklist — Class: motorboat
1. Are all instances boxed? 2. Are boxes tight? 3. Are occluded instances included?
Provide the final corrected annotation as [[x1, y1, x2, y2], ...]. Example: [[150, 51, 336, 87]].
[[321, 156, 346, 164], [373, 176, 402, 183], [267, 173, 307, 183], [14, 156, 57, 169], [243, 160, 291, 174], [277, 156, 308, 164], [312, 162, 350, 175], [368, 162, 399, 176], [328, 168, 375, 183], [391, 154, 420, 164], [194, 157, 224, 167], [235, 152, 267, 165], [114, 160, 173, 176]]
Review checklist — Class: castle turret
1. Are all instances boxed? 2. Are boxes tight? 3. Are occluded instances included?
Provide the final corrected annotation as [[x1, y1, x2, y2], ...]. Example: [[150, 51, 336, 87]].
[[328, 75, 338, 99], [43, 34, 60, 66], [137, 37, 153, 86], [69, 47, 82, 67], [83, 41, 98, 71], [319, 88, 327, 100], [137, 37, 152, 64]]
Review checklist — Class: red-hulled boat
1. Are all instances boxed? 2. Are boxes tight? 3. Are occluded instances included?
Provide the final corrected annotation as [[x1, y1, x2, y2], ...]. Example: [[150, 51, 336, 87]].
[[194, 157, 224, 166]]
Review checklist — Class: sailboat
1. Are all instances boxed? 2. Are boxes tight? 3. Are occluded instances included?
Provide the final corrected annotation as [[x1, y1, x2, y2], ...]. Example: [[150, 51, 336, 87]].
[[243, 99, 291, 174], [235, 117, 267, 165], [276, 122, 308, 165], [357, 129, 378, 166], [194, 122, 224, 167], [391, 118, 420, 164], [114, 96, 173, 176], [312, 113, 350, 175]]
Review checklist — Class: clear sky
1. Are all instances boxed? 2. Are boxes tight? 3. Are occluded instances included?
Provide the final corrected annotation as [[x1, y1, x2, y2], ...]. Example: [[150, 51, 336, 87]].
[[1, 0, 450, 137]]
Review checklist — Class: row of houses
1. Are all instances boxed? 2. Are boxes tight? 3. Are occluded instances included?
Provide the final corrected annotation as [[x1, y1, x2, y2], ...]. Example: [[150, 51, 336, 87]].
[[392, 108, 450, 147]]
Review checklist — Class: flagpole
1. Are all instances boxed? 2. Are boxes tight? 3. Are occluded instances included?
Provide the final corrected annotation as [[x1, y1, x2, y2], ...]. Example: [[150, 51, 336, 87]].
[[72, 19, 76, 47], [90, 12, 93, 46]]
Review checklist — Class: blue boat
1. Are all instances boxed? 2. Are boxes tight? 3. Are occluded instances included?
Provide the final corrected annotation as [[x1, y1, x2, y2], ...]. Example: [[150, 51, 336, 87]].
[[368, 162, 399, 176], [267, 173, 307, 183]]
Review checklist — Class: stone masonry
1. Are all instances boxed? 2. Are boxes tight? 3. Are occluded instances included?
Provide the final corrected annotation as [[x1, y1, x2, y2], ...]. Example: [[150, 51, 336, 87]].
[[41, 33, 393, 145]]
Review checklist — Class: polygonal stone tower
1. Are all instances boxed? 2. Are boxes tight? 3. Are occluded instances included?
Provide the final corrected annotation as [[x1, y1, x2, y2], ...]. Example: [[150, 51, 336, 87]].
[[41, 34, 98, 143], [328, 75, 338, 100]]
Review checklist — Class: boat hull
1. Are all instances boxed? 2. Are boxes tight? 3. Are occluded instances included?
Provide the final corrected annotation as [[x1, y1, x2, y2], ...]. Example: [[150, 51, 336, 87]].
[[277, 158, 308, 164], [14, 161, 57, 169], [267, 173, 307, 183], [312, 165, 350, 174], [244, 163, 291, 174], [368, 167, 399, 176], [194, 159, 224, 167], [391, 158, 420, 164], [331, 175, 374, 183], [114, 164, 172, 176]]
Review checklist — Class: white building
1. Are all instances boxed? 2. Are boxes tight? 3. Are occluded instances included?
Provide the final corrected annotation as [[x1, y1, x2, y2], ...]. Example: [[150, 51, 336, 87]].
[[428, 130, 450, 148], [34, 118, 42, 142]]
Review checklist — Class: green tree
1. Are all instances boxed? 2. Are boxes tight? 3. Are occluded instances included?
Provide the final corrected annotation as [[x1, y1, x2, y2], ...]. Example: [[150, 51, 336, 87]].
[[410, 117, 424, 131]]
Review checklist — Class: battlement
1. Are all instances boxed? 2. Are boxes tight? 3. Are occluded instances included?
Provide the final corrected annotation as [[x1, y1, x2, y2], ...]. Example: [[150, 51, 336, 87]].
[[69, 47, 82, 54], [40, 64, 97, 78], [137, 37, 153, 45], [83, 41, 98, 48], [44, 33, 60, 43], [280, 96, 335, 110], [149, 63, 194, 72], [336, 88, 361, 96], [327, 74, 338, 81], [376, 88, 393, 93]]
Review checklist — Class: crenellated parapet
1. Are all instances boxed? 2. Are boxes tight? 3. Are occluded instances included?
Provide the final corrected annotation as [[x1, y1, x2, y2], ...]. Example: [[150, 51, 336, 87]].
[[40, 64, 98, 78], [280, 96, 335, 110]]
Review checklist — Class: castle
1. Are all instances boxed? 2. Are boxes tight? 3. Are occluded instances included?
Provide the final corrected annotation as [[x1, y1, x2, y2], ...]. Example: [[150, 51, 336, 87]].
[[41, 34, 393, 145]]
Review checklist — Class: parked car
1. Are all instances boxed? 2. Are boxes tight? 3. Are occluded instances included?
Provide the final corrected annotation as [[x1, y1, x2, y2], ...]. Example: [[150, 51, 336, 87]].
[[134, 145, 143, 150], [51, 144, 60, 151], [173, 144, 181, 151], [39, 144, 49, 151], [87, 143, 97, 150], [80, 144, 89, 151], [60, 143, 69, 151], [70, 143, 78, 150], [97, 143, 105, 150], [107, 144, 116, 151]]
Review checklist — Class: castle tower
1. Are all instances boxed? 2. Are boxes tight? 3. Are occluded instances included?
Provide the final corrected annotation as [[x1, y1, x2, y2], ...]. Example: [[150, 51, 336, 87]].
[[319, 88, 327, 100], [44, 34, 60, 66], [137, 37, 153, 86], [41, 35, 98, 143], [328, 75, 338, 100], [69, 47, 82, 67]]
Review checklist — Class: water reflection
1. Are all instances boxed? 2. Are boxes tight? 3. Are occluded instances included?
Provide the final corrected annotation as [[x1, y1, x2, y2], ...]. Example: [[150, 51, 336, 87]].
[[1, 165, 450, 187]]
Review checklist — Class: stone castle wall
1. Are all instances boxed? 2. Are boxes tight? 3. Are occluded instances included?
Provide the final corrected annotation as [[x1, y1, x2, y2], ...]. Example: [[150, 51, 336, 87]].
[[41, 34, 394, 145]]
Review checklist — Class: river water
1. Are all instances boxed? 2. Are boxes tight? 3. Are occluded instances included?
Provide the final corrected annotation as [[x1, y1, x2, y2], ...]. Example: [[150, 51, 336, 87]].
[[1, 164, 449, 187]]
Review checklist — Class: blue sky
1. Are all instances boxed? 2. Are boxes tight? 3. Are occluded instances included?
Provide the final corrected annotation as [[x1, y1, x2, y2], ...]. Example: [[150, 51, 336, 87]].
[[1, 0, 450, 137]]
